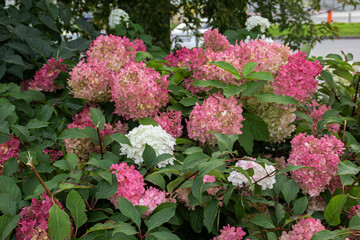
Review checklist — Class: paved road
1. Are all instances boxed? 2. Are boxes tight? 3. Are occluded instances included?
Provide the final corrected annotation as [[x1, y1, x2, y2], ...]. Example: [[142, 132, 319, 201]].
[[311, 11, 360, 23], [310, 39, 360, 62]]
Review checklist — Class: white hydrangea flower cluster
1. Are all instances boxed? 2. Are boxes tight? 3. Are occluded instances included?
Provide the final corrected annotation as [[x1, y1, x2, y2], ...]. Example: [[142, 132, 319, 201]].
[[109, 8, 130, 29], [228, 159, 276, 190], [120, 125, 176, 168], [244, 34, 274, 44], [245, 16, 271, 33]]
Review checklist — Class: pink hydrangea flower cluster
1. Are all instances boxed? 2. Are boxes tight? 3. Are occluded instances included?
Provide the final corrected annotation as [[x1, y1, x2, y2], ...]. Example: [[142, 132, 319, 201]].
[[110, 163, 174, 216], [307, 196, 326, 215], [111, 61, 169, 120], [349, 204, 360, 219], [0, 136, 20, 165], [64, 106, 128, 162], [68, 58, 114, 102], [280, 218, 325, 240], [25, 57, 67, 92], [231, 39, 291, 75], [213, 224, 247, 240], [16, 192, 54, 240], [86, 34, 146, 71], [174, 187, 193, 210], [273, 51, 323, 102], [187, 94, 244, 145], [43, 149, 63, 163], [308, 99, 340, 134], [203, 28, 232, 52], [154, 110, 183, 138], [109, 162, 145, 206], [288, 133, 345, 197]]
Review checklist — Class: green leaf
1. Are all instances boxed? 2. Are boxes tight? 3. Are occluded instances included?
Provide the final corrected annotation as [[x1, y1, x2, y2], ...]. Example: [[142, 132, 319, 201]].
[[190, 207, 203, 233], [212, 132, 236, 151], [243, 113, 269, 141], [39, 14, 59, 32], [139, 118, 158, 126], [146, 205, 176, 231], [135, 51, 153, 62], [246, 71, 273, 81], [48, 205, 71, 240], [0, 103, 15, 122], [182, 152, 210, 171], [242, 62, 257, 77], [337, 161, 359, 176], [238, 121, 254, 155], [300, 43, 311, 57], [192, 80, 227, 89], [112, 222, 137, 235], [66, 190, 87, 228], [324, 194, 347, 226], [223, 84, 242, 98], [199, 159, 225, 177], [3, 54, 25, 67], [250, 213, 275, 228], [311, 230, 341, 240], [143, 144, 157, 170], [321, 70, 334, 88], [240, 80, 267, 97], [192, 176, 203, 202], [38, 105, 54, 122], [117, 197, 141, 228], [253, 92, 298, 105], [58, 128, 88, 139], [75, 18, 97, 36], [276, 204, 285, 223], [95, 179, 117, 200], [1, 214, 20, 240], [234, 198, 245, 220], [151, 231, 181, 240], [349, 215, 360, 230], [179, 97, 201, 107], [0, 176, 22, 202], [145, 174, 165, 189], [0, 64, 5, 80], [282, 179, 299, 204], [111, 133, 131, 146], [203, 199, 219, 233], [25, 118, 48, 129], [66, 153, 78, 172], [0, 193, 17, 216], [293, 197, 308, 215], [283, 165, 311, 172], [90, 108, 105, 131], [210, 61, 240, 79]]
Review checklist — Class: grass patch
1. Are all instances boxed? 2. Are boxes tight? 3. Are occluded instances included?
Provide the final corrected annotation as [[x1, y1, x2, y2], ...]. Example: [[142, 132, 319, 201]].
[[269, 22, 360, 37]]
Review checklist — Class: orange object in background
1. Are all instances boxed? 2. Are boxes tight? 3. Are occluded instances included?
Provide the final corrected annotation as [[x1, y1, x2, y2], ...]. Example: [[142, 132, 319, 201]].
[[327, 10, 333, 23]]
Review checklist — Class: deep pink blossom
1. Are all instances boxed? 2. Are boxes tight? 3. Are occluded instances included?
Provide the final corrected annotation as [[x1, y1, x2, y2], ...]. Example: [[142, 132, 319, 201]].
[[26, 58, 67, 92], [154, 110, 183, 138], [111, 61, 169, 120], [0, 136, 20, 165], [43, 149, 63, 163], [308, 99, 340, 134], [273, 51, 323, 102], [16, 193, 54, 240], [138, 187, 175, 217], [109, 162, 145, 206], [213, 224, 247, 240], [280, 218, 325, 240], [203, 29, 232, 52], [288, 133, 344, 196], [187, 94, 244, 145]]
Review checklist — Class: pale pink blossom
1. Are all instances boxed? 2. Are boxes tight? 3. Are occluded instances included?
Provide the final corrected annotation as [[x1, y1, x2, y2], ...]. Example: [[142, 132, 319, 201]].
[[280, 218, 325, 240]]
